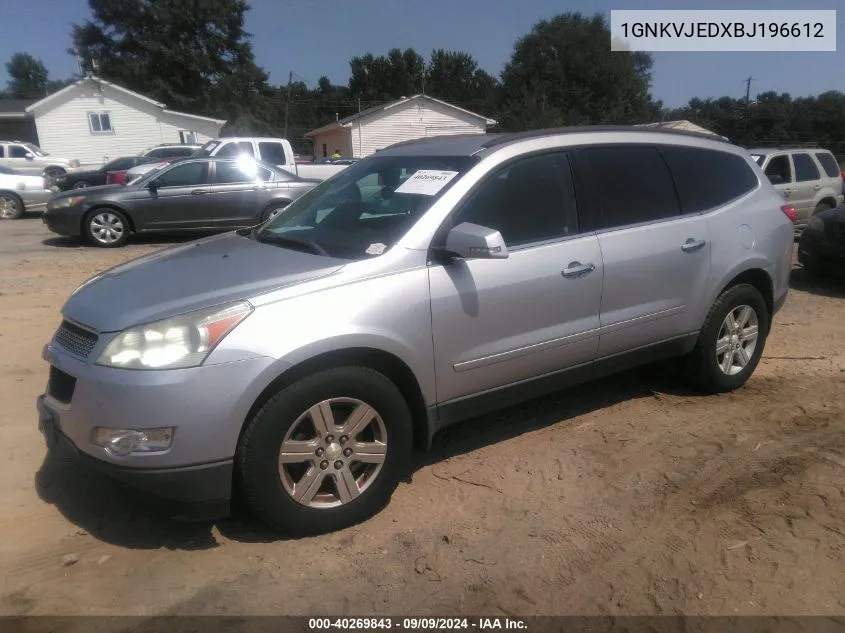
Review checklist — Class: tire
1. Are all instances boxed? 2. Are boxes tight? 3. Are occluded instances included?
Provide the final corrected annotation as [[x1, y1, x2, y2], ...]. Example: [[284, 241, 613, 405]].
[[0, 192, 24, 220], [73, 181, 91, 189], [43, 167, 66, 188], [237, 366, 413, 535], [262, 202, 289, 222], [814, 201, 835, 215], [84, 208, 130, 248], [686, 283, 769, 394]]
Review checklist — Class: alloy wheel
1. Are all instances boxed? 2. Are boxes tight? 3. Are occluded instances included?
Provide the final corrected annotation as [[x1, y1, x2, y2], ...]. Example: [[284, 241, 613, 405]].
[[715, 304, 759, 376], [89, 212, 125, 245], [0, 196, 21, 219]]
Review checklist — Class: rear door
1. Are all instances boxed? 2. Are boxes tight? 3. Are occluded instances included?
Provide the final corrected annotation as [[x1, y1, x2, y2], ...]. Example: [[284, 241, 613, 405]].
[[128, 160, 211, 230], [573, 144, 711, 359], [790, 152, 823, 223], [207, 159, 272, 226], [6, 143, 39, 175]]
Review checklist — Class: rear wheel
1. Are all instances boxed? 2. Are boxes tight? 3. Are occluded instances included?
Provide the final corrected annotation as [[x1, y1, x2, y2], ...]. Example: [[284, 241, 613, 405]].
[[814, 201, 835, 215], [85, 209, 129, 247], [686, 284, 769, 393], [73, 181, 91, 189], [0, 193, 24, 220], [237, 366, 413, 535]]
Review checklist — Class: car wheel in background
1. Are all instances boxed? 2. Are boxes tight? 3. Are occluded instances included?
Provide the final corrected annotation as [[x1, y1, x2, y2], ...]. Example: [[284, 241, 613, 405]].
[[262, 202, 289, 222], [43, 167, 66, 187], [814, 201, 835, 216], [237, 366, 413, 535], [686, 283, 769, 394], [73, 181, 91, 189], [0, 193, 24, 220], [84, 209, 129, 248]]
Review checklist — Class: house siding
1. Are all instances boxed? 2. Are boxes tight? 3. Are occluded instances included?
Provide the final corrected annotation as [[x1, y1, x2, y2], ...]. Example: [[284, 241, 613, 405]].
[[31, 81, 222, 166], [309, 127, 353, 160], [355, 99, 486, 158]]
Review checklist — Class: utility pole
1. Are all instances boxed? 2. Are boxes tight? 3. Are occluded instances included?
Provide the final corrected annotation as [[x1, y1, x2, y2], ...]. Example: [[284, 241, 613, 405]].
[[283, 70, 293, 139], [743, 75, 754, 145]]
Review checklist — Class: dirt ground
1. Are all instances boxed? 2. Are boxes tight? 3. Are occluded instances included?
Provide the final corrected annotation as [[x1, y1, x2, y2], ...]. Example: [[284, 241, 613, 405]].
[[0, 215, 844, 617]]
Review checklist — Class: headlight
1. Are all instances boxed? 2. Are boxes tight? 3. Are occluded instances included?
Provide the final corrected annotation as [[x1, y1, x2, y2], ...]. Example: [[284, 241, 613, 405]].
[[50, 196, 86, 209], [807, 216, 825, 232], [96, 301, 252, 370]]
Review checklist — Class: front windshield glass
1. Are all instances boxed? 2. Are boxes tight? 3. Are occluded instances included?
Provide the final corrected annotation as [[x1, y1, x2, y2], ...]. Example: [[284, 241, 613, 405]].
[[254, 154, 476, 260], [24, 143, 46, 156]]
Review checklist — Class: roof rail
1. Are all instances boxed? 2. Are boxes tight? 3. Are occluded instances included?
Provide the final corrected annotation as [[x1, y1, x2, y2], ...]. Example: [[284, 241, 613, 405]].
[[481, 125, 733, 149]]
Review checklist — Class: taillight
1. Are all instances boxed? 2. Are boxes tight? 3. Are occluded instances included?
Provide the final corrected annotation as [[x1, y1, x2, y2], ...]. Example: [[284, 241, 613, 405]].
[[781, 205, 797, 223]]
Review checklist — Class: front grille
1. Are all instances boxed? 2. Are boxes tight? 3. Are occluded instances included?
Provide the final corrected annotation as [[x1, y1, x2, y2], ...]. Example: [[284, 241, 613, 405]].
[[48, 366, 76, 404], [54, 320, 99, 359]]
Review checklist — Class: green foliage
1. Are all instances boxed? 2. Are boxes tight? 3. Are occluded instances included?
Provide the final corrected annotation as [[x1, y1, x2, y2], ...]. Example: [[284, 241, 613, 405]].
[[5, 53, 50, 99]]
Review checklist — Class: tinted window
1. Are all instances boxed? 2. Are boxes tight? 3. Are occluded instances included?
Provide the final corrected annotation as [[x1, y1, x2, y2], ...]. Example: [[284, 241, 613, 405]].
[[155, 162, 209, 187], [259, 142, 288, 164], [0, 146, 4, 158], [9, 145, 29, 158], [661, 146, 758, 214], [213, 160, 272, 184], [452, 152, 578, 246], [581, 146, 680, 229], [793, 154, 820, 182], [814, 152, 841, 178], [764, 155, 791, 183]]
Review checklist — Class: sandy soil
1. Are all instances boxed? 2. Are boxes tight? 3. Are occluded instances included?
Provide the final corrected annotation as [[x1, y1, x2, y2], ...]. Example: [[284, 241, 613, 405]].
[[1, 217, 844, 617]]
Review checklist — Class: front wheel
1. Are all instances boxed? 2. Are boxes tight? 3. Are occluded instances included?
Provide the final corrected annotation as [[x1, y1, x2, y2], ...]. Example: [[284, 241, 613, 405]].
[[0, 193, 24, 219], [237, 366, 413, 535], [686, 283, 769, 394], [84, 209, 129, 247]]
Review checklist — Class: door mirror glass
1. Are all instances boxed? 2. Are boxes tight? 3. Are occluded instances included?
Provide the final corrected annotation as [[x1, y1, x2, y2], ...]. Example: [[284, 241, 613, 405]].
[[444, 222, 509, 260], [147, 179, 159, 191], [24, 152, 34, 160], [767, 173, 784, 185]]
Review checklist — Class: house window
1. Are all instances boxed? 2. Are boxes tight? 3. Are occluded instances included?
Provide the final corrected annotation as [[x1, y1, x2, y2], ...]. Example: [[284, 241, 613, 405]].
[[88, 112, 113, 134], [179, 130, 198, 144], [322, 143, 327, 158]]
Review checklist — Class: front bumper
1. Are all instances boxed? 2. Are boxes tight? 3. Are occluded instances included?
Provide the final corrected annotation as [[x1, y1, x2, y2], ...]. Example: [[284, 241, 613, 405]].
[[42, 207, 83, 236], [38, 339, 279, 512]]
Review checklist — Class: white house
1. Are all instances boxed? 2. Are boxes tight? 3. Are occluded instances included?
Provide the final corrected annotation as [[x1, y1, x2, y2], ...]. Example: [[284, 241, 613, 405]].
[[25, 75, 226, 166], [305, 95, 496, 160]]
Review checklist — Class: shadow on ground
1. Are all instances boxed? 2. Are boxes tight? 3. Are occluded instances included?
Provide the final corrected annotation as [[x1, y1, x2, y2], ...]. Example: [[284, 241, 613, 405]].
[[35, 363, 696, 549], [790, 266, 845, 299]]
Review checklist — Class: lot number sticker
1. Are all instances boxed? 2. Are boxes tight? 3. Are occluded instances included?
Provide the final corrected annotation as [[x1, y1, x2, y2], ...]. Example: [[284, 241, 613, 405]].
[[394, 170, 459, 196]]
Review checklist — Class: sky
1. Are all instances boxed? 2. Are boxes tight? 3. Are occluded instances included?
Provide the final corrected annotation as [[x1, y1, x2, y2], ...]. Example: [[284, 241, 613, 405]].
[[0, 0, 842, 108]]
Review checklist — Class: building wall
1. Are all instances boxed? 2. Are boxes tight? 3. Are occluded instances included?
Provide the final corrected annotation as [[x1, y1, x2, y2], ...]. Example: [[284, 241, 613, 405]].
[[309, 127, 353, 160], [31, 80, 222, 166], [355, 99, 486, 157]]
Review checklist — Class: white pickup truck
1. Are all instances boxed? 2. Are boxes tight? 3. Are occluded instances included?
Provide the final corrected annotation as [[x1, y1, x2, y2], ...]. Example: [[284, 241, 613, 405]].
[[195, 137, 352, 180]]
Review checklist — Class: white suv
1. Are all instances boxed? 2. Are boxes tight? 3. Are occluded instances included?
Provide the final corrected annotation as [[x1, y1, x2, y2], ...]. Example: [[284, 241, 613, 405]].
[[0, 141, 79, 182], [749, 147, 844, 232]]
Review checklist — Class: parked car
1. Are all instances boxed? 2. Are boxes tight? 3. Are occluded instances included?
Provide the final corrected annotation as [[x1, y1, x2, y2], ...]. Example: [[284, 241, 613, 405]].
[[749, 148, 844, 233], [56, 156, 157, 191], [142, 144, 203, 160], [37, 127, 793, 534], [0, 141, 79, 182], [797, 203, 845, 275], [0, 165, 55, 219], [43, 156, 319, 247], [194, 137, 350, 180]]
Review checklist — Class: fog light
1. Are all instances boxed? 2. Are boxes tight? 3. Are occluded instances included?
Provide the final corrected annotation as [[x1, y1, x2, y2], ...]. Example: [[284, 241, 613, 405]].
[[90, 427, 174, 456]]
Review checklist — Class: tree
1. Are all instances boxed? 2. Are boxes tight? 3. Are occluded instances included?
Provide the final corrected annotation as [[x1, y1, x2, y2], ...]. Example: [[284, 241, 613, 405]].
[[70, 0, 270, 121], [5, 53, 50, 99], [499, 12, 657, 130], [349, 48, 426, 103], [426, 49, 498, 112]]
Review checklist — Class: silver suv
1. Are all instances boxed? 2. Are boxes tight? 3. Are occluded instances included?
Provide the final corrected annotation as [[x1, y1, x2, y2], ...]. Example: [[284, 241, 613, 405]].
[[749, 147, 844, 232], [38, 127, 794, 534]]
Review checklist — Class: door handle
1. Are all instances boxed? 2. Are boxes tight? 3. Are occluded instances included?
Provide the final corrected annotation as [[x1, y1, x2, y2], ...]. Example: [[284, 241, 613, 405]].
[[813, 184, 822, 191], [681, 238, 707, 253], [561, 261, 596, 278], [783, 189, 792, 196], [191, 189, 208, 195]]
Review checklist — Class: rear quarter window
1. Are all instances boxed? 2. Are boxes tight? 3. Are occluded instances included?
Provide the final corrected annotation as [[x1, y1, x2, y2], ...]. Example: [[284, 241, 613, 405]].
[[814, 152, 841, 178], [660, 146, 759, 214], [792, 153, 821, 182]]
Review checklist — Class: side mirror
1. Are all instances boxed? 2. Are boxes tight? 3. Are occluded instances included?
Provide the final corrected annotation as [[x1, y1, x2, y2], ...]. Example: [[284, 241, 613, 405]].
[[24, 152, 34, 160], [147, 179, 159, 192], [443, 222, 509, 260], [767, 173, 784, 185]]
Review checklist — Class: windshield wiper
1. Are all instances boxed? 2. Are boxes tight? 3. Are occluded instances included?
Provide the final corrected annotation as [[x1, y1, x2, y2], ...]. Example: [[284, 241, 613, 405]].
[[254, 232, 329, 256]]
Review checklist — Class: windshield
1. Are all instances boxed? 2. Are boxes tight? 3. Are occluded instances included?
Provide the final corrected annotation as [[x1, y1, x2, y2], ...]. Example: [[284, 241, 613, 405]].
[[193, 141, 219, 157], [24, 143, 46, 156], [254, 154, 476, 260]]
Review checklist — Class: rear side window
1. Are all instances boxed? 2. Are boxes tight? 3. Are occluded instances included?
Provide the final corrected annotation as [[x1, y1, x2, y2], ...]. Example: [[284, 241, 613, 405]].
[[814, 152, 841, 178], [792, 153, 820, 182], [580, 146, 680, 229], [259, 142, 288, 165], [660, 146, 758, 214]]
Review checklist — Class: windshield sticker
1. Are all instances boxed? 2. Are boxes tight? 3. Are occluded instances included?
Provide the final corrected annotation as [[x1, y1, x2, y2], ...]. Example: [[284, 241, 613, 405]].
[[365, 243, 387, 256], [394, 170, 459, 196]]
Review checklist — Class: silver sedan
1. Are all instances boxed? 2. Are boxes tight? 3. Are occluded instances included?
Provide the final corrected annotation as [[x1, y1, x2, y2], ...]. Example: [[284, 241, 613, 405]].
[[0, 166, 57, 219]]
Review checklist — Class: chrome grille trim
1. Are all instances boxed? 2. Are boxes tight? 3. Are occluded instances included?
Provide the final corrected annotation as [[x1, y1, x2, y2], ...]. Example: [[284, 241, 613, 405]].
[[53, 320, 99, 359]]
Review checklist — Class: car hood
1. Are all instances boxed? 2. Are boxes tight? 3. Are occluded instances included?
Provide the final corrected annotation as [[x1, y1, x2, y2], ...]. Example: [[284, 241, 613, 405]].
[[62, 232, 346, 332]]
